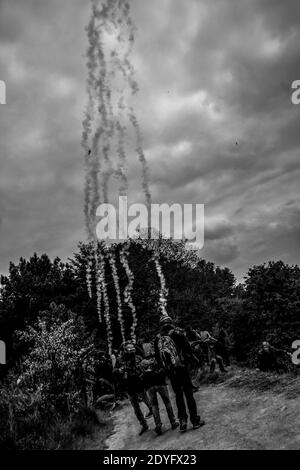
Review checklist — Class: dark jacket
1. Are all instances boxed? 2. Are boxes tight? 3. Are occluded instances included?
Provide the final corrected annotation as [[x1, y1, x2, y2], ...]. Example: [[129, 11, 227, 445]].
[[115, 353, 144, 394], [139, 357, 167, 389]]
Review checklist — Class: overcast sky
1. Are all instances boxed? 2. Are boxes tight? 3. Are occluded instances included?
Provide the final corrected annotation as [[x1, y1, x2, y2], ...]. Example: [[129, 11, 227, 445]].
[[0, 0, 300, 282]]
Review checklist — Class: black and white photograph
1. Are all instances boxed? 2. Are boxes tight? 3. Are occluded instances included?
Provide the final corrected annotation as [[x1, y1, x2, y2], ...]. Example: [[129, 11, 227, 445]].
[[0, 0, 299, 456]]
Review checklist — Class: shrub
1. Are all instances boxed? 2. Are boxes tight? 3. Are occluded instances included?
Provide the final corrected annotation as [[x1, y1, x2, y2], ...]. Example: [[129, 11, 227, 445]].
[[0, 304, 97, 449]]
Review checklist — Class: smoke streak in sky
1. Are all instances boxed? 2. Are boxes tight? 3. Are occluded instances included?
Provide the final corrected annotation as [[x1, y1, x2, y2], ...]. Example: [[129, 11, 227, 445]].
[[82, 0, 154, 351], [82, 0, 151, 239]]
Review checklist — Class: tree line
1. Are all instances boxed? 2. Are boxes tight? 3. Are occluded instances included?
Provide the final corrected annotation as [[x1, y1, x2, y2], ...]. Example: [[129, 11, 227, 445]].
[[0, 238, 299, 448]]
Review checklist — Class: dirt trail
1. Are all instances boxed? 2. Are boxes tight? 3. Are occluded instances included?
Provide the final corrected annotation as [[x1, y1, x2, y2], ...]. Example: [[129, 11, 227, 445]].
[[105, 371, 300, 450]]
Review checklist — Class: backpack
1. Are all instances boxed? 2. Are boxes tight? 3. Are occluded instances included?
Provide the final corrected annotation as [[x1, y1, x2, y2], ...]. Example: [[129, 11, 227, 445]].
[[140, 357, 156, 374], [157, 332, 183, 370]]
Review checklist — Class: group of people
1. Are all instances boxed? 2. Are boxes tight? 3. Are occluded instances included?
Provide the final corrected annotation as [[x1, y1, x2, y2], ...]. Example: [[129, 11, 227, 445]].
[[185, 325, 229, 376], [110, 315, 227, 436], [92, 316, 293, 436]]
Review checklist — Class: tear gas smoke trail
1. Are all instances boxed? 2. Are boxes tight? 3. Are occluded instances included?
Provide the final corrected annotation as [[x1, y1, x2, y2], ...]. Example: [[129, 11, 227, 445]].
[[112, 38, 129, 194], [119, 0, 151, 210], [93, 9, 109, 207], [154, 254, 168, 316], [99, 248, 113, 356], [95, 242, 103, 323], [116, 113, 128, 196], [82, 10, 98, 240], [129, 109, 151, 210], [84, 1, 121, 354], [86, 251, 93, 299], [96, 1, 127, 341], [120, 244, 137, 344], [94, 0, 117, 204], [83, 0, 161, 347], [108, 249, 126, 344], [103, 2, 129, 197], [96, 271, 102, 323]]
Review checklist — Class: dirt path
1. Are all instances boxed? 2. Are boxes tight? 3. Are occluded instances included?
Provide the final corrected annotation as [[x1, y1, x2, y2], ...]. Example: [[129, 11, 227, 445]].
[[105, 371, 300, 450]]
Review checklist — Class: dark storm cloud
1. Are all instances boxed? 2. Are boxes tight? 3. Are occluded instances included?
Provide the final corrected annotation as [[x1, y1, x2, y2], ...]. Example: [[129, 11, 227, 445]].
[[0, 0, 300, 280]]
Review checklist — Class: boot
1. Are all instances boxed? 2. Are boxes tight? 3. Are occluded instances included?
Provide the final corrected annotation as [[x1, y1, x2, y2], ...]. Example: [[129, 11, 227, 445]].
[[179, 419, 187, 432], [139, 424, 149, 436], [155, 424, 163, 436], [192, 418, 205, 430]]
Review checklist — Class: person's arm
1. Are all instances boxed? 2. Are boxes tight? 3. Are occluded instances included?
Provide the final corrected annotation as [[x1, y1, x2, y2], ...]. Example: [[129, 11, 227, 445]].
[[154, 335, 163, 367], [178, 332, 200, 365], [195, 331, 202, 341], [190, 339, 203, 347], [271, 345, 292, 356]]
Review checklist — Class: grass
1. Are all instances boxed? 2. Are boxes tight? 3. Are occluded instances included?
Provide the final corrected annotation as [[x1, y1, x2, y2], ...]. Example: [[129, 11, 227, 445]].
[[198, 365, 300, 399], [70, 409, 115, 450], [226, 368, 300, 398]]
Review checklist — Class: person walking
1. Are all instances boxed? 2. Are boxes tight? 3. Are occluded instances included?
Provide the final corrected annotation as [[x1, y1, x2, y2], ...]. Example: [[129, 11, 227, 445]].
[[155, 314, 205, 433], [140, 345, 179, 435], [115, 342, 153, 435]]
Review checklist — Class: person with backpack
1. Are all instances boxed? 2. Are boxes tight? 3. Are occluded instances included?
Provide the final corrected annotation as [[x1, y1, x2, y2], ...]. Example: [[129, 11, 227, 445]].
[[154, 314, 205, 432], [115, 342, 153, 435], [140, 344, 179, 435]]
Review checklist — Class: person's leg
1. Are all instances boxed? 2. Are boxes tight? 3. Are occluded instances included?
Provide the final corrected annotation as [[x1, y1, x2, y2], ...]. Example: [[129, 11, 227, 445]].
[[158, 385, 177, 426], [210, 358, 216, 373], [148, 386, 161, 429], [112, 370, 120, 399], [216, 355, 226, 372], [180, 368, 202, 426], [129, 393, 147, 428], [141, 389, 152, 413], [170, 373, 188, 428], [222, 346, 230, 366]]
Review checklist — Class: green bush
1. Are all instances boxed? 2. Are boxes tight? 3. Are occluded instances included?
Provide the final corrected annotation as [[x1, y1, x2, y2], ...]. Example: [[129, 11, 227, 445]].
[[0, 304, 97, 450]]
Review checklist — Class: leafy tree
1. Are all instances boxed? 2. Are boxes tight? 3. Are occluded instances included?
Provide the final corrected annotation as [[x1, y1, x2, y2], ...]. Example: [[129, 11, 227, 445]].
[[0, 254, 80, 365], [71, 238, 236, 345], [0, 304, 96, 449], [233, 261, 300, 361]]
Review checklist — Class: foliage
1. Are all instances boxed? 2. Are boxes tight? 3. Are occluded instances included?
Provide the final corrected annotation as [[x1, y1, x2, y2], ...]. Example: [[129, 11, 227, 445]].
[[232, 261, 300, 361], [0, 254, 80, 366], [1, 244, 299, 449], [0, 304, 97, 449]]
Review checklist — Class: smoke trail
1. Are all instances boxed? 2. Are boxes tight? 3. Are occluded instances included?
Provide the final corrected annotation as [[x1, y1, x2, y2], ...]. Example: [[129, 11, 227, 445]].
[[99, 248, 113, 356], [82, 0, 158, 347], [82, 9, 98, 240], [119, 0, 151, 210], [108, 248, 126, 344], [153, 252, 168, 316], [116, 115, 128, 195], [94, 242, 103, 323], [93, 3, 110, 207], [120, 244, 137, 344], [129, 109, 151, 210], [86, 251, 93, 299]]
